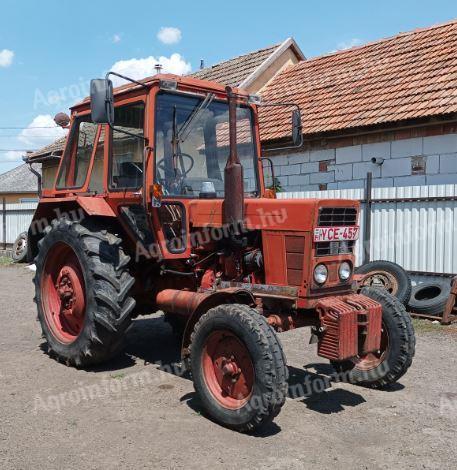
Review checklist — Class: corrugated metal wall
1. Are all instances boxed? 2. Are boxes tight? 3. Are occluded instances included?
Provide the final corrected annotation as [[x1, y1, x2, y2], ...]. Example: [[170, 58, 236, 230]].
[[279, 184, 457, 274], [0, 203, 38, 245], [1, 185, 456, 274]]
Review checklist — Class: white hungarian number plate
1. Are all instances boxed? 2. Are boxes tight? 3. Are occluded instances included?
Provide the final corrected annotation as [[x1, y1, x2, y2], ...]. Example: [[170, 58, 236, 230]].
[[313, 226, 360, 242]]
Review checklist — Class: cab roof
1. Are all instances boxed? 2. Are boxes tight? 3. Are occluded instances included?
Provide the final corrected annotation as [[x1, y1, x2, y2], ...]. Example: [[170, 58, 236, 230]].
[[72, 73, 249, 112]]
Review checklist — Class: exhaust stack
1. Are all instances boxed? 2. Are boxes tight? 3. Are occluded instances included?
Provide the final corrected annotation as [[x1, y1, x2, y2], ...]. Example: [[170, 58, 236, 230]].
[[223, 86, 244, 232]]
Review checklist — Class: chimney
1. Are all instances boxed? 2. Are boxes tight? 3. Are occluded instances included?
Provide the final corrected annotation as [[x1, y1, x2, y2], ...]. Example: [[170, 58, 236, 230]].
[[200, 59, 205, 70], [155, 63, 163, 74]]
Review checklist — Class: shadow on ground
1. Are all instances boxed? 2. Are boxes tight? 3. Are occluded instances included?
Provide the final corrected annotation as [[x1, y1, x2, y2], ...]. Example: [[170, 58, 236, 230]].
[[40, 314, 375, 417]]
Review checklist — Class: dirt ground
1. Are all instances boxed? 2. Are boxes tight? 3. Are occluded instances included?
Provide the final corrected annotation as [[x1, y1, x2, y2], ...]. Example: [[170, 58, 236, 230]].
[[1, 264, 456, 470]]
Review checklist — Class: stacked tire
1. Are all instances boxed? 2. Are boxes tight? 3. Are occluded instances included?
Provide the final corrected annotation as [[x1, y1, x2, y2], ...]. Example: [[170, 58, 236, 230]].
[[356, 260, 452, 318], [355, 260, 412, 305], [407, 279, 451, 317]]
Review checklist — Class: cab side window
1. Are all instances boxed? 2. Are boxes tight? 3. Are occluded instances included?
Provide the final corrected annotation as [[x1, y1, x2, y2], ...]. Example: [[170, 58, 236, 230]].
[[56, 117, 98, 189], [110, 102, 145, 189]]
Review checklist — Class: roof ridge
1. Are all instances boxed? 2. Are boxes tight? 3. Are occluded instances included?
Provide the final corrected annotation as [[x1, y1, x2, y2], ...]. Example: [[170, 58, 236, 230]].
[[304, 17, 457, 64], [193, 42, 283, 73]]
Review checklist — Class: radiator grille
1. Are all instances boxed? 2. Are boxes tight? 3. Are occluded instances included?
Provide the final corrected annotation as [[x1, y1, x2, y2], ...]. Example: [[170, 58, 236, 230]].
[[315, 240, 356, 256], [318, 207, 357, 227]]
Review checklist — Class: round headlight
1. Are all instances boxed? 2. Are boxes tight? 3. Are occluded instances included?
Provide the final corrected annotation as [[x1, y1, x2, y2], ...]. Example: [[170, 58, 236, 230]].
[[314, 264, 328, 285], [339, 261, 352, 281]]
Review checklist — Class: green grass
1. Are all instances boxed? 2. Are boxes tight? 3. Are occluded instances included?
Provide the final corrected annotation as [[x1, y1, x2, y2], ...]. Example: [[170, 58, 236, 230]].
[[0, 256, 13, 266], [412, 317, 457, 334], [109, 372, 126, 380]]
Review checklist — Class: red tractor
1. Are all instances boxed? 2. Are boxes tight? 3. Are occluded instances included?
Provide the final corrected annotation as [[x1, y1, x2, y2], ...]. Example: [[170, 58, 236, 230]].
[[28, 72, 415, 432]]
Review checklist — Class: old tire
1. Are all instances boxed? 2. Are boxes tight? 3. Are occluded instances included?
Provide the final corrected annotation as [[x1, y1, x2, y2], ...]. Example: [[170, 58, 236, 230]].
[[12, 231, 28, 263], [356, 260, 411, 305], [189, 304, 288, 433], [407, 280, 451, 316], [331, 287, 415, 388], [34, 218, 136, 367]]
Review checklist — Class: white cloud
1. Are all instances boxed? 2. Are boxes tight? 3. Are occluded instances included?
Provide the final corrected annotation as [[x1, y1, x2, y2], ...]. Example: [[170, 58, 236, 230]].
[[110, 53, 191, 86], [336, 38, 363, 51], [112, 34, 122, 44], [157, 27, 182, 45], [3, 150, 23, 161], [18, 115, 67, 148], [0, 49, 14, 67]]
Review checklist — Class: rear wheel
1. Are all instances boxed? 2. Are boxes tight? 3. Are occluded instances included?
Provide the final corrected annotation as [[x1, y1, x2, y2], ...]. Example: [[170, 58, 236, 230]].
[[331, 287, 415, 388], [34, 218, 136, 367], [189, 304, 288, 433]]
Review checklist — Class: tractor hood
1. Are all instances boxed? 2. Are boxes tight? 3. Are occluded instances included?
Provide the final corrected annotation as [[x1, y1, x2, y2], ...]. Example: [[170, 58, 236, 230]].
[[188, 198, 359, 232]]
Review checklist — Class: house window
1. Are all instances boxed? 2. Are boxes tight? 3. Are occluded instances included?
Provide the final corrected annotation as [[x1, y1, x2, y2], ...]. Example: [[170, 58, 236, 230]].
[[110, 102, 145, 190], [20, 198, 38, 203]]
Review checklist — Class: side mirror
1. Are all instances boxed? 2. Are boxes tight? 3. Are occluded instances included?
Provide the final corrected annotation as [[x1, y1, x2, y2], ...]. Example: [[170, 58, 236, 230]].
[[292, 109, 302, 147], [90, 79, 114, 125]]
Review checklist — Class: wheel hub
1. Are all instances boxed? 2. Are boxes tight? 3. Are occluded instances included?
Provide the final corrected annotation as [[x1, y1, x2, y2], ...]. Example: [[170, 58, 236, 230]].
[[41, 243, 86, 344], [361, 270, 398, 294], [202, 330, 254, 409], [219, 356, 241, 379]]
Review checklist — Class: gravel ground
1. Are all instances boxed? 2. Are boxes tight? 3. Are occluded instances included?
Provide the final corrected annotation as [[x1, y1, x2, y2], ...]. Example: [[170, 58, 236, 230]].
[[1, 264, 456, 470]]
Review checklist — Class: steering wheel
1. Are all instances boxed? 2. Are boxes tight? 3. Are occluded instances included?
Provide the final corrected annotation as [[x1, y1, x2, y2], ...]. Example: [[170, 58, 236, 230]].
[[157, 153, 195, 177]]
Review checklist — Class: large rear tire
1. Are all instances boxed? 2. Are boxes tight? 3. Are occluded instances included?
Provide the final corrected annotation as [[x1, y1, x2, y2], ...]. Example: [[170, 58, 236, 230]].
[[189, 304, 288, 433], [34, 218, 136, 367], [331, 287, 415, 388]]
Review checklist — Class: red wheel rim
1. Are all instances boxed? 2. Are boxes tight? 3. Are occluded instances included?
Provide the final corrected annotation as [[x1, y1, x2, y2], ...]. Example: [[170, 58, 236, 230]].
[[353, 321, 389, 371], [202, 330, 254, 410], [41, 242, 86, 344]]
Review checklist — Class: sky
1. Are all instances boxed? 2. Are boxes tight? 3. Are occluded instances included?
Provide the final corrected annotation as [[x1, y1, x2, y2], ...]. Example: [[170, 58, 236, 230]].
[[0, 0, 456, 173]]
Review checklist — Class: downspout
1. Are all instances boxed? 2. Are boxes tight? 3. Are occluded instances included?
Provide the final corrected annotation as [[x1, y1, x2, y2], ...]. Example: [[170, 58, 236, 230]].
[[223, 86, 244, 233], [28, 163, 42, 198]]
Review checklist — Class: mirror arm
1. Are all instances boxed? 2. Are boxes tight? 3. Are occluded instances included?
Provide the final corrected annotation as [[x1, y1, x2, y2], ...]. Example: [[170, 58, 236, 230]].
[[259, 102, 304, 152], [105, 71, 150, 90]]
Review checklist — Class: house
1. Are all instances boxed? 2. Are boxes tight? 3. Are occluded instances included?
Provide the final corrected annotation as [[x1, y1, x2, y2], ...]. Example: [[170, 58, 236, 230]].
[[0, 163, 40, 203], [259, 19, 457, 191], [191, 38, 304, 92]]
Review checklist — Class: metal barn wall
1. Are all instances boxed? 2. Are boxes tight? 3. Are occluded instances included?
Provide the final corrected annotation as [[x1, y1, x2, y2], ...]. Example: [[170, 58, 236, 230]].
[[0, 203, 38, 246], [279, 184, 457, 274]]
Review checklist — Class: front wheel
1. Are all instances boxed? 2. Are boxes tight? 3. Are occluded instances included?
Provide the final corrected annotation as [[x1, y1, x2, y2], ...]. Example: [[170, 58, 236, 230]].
[[331, 287, 415, 388], [189, 304, 288, 433]]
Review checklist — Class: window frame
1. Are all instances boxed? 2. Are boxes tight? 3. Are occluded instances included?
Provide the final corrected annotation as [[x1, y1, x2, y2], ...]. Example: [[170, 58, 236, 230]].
[[108, 100, 146, 192], [153, 90, 260, 200], [55, 113, 99, 191]]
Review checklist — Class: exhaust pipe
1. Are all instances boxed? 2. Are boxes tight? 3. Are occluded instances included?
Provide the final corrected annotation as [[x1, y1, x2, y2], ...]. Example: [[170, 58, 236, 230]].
[[224, 86, 244, 233]]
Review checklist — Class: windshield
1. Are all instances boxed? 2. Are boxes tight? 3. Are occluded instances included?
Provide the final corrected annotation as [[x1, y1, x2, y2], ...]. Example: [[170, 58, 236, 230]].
[[155, 92, 258, 197]]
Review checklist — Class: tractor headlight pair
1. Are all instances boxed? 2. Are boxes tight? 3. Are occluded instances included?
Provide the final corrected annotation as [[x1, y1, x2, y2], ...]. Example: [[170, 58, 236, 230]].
[[313, 262, 352, 285]]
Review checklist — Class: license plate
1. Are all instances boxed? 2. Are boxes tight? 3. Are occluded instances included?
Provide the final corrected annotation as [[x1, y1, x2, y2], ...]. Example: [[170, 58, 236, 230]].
[[313, 226, 359, 242]]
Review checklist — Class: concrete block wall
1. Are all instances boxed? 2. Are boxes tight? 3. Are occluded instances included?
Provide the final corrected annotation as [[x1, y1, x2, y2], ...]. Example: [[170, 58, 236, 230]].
[[271, 133, 457, 191]]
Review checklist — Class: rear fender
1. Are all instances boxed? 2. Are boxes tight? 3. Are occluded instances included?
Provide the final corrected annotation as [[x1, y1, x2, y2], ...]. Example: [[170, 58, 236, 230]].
[[27, 197, 116, 261]]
